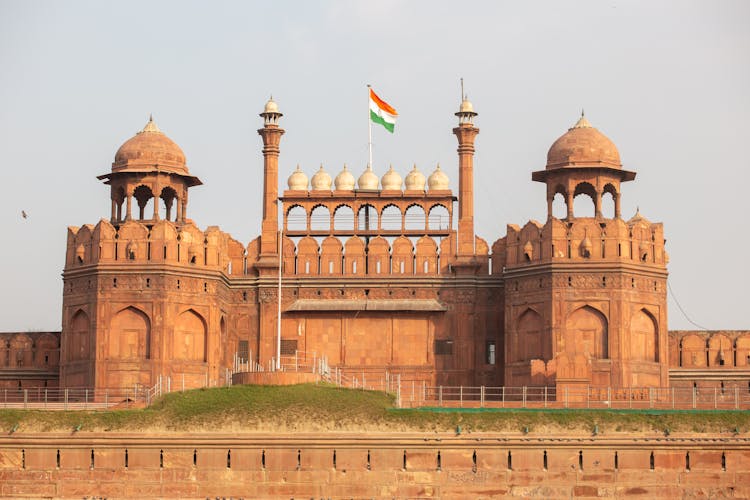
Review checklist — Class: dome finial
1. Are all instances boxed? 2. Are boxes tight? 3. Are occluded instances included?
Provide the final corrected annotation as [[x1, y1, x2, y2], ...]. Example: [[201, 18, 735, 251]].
[[140, 114, 161, 134]]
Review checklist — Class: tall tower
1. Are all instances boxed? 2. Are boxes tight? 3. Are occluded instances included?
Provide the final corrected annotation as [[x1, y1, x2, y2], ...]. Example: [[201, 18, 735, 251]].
[[503, 113, 669, 392], [256, 97, 285, 275], [452, 87, 479, 272]]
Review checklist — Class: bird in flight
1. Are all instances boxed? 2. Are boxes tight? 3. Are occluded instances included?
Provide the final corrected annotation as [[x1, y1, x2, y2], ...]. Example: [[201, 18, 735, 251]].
[[21, 210, 28, 219]]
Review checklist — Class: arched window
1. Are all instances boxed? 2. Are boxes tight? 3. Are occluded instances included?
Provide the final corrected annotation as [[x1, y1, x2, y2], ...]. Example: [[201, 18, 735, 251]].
[[310, 205, 331, 232], [427, 204, 450, 230], [133, 185, 155, 220], [286, 205, 307, 231], [380, 205, 402, 231]]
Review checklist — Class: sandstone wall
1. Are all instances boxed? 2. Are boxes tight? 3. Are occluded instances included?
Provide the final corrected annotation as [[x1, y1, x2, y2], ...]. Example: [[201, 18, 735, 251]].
[[0, 432, 748, 498]]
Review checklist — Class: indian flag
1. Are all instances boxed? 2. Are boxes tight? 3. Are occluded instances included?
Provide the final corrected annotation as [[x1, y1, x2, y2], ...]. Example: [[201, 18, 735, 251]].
[[369, 88, 398, 133]]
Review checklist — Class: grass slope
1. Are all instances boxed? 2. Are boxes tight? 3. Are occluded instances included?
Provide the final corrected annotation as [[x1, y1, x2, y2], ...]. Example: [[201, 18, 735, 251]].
[[0, 384, 747, 434]]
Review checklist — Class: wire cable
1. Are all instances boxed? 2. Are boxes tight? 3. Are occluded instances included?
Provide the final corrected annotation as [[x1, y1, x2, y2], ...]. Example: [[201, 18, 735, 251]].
[[667, 280, 709, 330]]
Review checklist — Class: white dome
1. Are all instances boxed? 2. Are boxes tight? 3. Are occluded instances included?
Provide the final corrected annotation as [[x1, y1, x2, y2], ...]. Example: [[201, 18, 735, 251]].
[[357, 164, 379, 190], [287, 165, 308, 190], [334, 164, 356, 190], [404, 164, 426, 190], [310, 165, 332, 190], [427, 164, 450, 190], [381, 165, 403, 190]]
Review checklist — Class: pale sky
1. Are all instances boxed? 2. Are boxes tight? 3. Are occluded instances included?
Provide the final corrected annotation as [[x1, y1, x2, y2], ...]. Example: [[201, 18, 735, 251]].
[[1, 1, 748, 331]]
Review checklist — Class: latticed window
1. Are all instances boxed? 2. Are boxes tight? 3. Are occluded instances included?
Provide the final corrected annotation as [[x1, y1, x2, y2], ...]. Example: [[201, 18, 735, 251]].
[[237, 340, 249, 362], [280, 339, 298, 356]]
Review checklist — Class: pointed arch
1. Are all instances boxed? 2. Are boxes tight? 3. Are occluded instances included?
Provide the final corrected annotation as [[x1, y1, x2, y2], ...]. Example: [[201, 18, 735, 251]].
[[515, 308, 545, 362], [174, 309, 207, 362], [109, 306, 151, 359], [68, 309, 90, 362], [630, 308, 658, 362], [564, 305, 608, 359]]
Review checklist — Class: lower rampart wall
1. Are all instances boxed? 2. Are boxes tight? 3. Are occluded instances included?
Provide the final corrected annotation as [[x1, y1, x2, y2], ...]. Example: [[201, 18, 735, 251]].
[[1, 433, 749, 498]]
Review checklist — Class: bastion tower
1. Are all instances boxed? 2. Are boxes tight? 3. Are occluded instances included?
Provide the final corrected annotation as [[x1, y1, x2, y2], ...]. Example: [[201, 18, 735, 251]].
[[501, 114, 669, 391]]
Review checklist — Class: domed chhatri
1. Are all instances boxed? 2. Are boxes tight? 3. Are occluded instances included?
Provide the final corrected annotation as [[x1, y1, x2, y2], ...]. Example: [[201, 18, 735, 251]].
[[381, 165, 403, 190], [334, 164, 356, 191], [113, 116, 188, 174], [357, 164, 379, 190], [405, 164, 426, 191], [310, 164, 332, 190], [546, 113, 621, 170], [427, 164, 450, 190], [287, 165, 309, 191], [263, 96, 279, 114]]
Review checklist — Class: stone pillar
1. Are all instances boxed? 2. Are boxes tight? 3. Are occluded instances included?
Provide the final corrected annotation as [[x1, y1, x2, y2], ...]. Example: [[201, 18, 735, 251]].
[[566, 192, 574, 219], [614, 192, 622, 218]]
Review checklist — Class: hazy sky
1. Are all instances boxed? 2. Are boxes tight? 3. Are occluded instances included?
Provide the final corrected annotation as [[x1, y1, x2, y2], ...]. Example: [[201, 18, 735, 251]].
[[1, 1, 748, 331]]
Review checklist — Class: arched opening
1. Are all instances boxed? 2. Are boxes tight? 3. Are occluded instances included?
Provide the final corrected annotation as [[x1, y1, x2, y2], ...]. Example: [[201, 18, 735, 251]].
[[174, 309, 207, 362], [109, 307, 151, 359], [286, 205, 307, 231], [427, 204, 450, 230], [602, 184, 617, 219], [160, 187, 178, 221], [564, 305, 608, 359], [573, 182, 596, 218], [404, 204, 426, 231], [551, 189, 567, 219], [333, 205, 354, 231], [630, 309, 658, 362], [68, 310, 90, 362], [133, 185, 155, 220], [310, 205, 331, 232], [113, 186, 126, 222], [357, 204, 378, 231], [515, 308, 544, 362], [381, 204, 402, 231]]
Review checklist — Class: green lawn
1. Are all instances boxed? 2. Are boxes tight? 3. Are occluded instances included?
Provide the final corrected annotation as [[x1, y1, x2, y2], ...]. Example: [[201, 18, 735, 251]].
[[0, 384, 747, 434]]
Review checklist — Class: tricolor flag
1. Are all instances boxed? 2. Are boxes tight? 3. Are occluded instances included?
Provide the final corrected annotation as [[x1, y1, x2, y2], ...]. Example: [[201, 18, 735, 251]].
[[369, 88, 398, 133]]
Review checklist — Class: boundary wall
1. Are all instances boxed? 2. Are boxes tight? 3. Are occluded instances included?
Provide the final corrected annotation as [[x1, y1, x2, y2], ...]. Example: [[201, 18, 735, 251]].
[[1, 432, 749, 498]]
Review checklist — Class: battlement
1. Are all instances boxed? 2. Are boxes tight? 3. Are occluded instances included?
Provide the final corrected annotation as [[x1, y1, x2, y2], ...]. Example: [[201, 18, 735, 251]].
[[502, 214, 667, 269]]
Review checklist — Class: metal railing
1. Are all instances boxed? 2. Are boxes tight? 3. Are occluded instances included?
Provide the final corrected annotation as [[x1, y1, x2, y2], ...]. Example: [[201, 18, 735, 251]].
[[392, 383, 750, 410]]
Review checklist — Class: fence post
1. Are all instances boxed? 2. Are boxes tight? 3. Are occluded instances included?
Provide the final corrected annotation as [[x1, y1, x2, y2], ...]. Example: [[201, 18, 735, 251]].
[[64, 388, 68, 411], [105, 390, 108, 408], [460, 386, 463, 408], [544, 386, 548, 408], [692, 386, 696, 409], [397, 374, 401, 408], [44, 389, 48, 409], [586, 385, 590, 409], [481, 386, 485, 408], [736, 387, 739, 410], [672, 387, 675, 409], [650, 388, 654, 409], [502, 386, 505, 408], [423, 380, 427, 405], [714, 387, 717, 410], [608, 387, 612, 409], [439, 386, 443, 407], [564, 386, 568, 409], [23, 389, 27, 410], [3, 389, 6, 409], [85, 389, 88, 410], [522, 386, 527, 408]]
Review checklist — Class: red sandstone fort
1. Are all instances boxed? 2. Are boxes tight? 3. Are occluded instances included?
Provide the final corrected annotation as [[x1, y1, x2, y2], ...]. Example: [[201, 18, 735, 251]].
[[1, 96, 748, 396]]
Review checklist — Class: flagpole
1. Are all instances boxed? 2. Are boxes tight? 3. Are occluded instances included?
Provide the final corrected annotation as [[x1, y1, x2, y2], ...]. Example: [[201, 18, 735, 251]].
[[367, 84, 373, 168]]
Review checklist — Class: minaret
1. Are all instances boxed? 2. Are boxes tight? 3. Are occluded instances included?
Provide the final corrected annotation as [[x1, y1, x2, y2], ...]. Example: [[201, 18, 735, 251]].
[[452, 80, 479, 266], [256, 97, 285, 273]]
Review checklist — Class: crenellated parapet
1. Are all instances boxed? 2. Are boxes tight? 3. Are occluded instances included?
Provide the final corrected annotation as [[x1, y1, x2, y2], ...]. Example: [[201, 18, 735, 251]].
[[65, 219, 245, 274], [502, 212, 667, 268]]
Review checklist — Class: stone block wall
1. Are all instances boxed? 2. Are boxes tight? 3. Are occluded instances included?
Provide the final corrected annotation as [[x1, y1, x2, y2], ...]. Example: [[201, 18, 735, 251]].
[[0, 432, 748, 498]]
